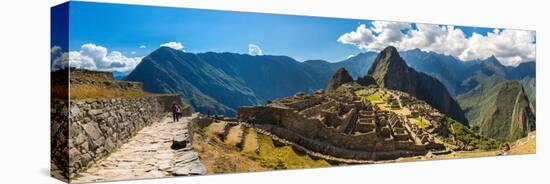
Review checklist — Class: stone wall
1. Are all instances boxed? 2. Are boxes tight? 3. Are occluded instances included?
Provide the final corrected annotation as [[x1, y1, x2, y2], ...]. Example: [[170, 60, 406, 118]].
[[240, 106, 379, 150], [66, 94, 184, 176], [239, 106, 424, 154], [51, 99, 69, 182], [263, 124, 425, 160]]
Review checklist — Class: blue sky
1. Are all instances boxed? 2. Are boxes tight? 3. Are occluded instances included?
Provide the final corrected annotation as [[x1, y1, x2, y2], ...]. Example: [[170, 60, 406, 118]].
[[52, 1, 536, 72], [66, 1, 366, 62]]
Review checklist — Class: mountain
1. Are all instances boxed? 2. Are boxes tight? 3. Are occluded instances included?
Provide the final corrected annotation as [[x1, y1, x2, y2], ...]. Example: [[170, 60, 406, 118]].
[[125, 47, 258, 116], [125, 47, 338, 116], [457, 56, 536, 111], [405, 53, 536, 108], [366, 46, 469, 125], [333, 52, 378, 78], [356, 75, 377, 87], [126, 46, 535, 132], [458, 80, 535, 141], [508, 62, 536, 111], [326, 68, 354, 93], [398, 49, 477, 96]]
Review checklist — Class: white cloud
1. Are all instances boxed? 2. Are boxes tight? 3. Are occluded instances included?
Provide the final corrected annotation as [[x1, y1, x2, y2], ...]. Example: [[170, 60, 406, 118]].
[[338, 21, 536, 66], [139, 45, 146, 49], [160, 42, 184, 50], [248, 44, 263, 56], [67, 43, 142, 73], [51, 46, 61, 57], [130, 51, 137, 55], [51, 46, 68, 71]]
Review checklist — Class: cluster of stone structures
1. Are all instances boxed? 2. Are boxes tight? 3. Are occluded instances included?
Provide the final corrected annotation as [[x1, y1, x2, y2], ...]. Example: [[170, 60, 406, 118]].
[[393, 90, 451, 137], [51, 69, 189, 181], [239, 89, 446, 160]]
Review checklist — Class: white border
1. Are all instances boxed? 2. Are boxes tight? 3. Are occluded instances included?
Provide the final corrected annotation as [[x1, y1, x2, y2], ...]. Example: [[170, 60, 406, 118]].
[[0, 0, 547, 183]]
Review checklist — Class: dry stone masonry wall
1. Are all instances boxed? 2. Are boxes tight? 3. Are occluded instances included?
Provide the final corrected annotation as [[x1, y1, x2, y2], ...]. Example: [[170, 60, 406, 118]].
[[67, 95, 184, 176], [51, 99, 70, 182]]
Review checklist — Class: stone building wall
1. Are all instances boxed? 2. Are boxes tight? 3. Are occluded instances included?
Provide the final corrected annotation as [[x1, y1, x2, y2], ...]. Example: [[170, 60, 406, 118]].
[[66, 94, 185, 176], [264, 125, 425, 160], [241, 106, 387, 151]]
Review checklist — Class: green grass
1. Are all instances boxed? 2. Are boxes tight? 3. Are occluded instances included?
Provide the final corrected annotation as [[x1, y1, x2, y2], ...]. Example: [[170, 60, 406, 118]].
[[447, 117, 501, 150], [366, 94, 383, 102], [409, 117, 430, 129], [245, 134, 331, 169]]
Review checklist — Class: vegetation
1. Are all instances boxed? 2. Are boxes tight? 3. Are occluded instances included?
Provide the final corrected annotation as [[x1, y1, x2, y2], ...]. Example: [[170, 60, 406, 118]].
[[409, 117, 430, 129], [457, 79, 535, 142], [365, 94, 383, 102], [69, 84, 151, 100], [334, 82, 363, 94], [195, 124, 331, 173], [245, 134, 331, 169], [193, 125, 266, 173], [446, 117, 501, 150]]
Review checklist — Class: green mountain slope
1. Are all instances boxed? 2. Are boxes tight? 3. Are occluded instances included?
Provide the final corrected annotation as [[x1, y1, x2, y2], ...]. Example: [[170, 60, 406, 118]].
[[125, 47, 260, 116], [458, 80, 535, 142]]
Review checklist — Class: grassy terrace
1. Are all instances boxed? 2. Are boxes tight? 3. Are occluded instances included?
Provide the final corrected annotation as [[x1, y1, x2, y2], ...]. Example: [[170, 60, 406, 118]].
[[246, 134, 331, 169], [195, 124, 331, 173], [359, 91, 411, 116], [409, 117, 430, 129], [365, 94, 383, 102], [69, 84, 152, 100]]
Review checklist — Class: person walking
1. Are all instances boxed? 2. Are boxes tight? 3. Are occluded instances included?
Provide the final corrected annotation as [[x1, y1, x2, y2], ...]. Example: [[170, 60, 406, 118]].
[[176, 104, 182, 120], [172, 103, 179, 122]]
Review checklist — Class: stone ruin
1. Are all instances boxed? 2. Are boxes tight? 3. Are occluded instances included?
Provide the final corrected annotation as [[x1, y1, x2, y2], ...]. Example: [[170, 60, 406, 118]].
[[69, 68, 144, 91], [239, 90, 446, 161]]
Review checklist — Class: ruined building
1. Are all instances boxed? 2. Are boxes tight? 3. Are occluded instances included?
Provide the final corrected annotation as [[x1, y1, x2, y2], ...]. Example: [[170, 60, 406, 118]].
[[239, 90, 446, 160]]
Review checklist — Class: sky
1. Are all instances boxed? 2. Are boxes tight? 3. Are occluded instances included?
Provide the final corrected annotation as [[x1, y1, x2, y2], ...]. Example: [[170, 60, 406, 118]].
[[51, 1, 536, 73]]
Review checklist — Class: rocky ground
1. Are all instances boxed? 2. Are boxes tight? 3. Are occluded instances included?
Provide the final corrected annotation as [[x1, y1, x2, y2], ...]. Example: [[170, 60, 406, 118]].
[[73, 114, 206, 183]]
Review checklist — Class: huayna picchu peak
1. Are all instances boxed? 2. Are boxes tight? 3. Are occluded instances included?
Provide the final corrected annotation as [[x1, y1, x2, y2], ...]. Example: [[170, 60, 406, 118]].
[[366, 46, 469, 125]]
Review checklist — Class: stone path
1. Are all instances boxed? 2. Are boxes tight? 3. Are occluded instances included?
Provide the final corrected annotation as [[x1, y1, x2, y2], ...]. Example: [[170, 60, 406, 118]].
[[73, 113, 206, 183]]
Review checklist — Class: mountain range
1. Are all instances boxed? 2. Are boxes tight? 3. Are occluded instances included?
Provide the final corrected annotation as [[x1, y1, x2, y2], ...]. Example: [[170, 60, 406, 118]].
[[125, 46, 535, 141]]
